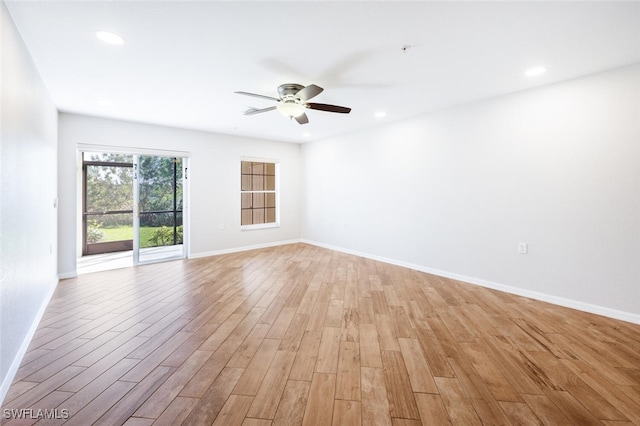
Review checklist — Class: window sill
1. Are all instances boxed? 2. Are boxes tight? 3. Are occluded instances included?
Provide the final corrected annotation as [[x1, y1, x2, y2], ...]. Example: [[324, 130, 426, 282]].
[[240, 222, 280, 231]]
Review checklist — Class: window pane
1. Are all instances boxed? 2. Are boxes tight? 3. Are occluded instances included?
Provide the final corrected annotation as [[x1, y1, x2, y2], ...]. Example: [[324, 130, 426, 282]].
[[242, 210, 253, 225], [241, 175, 251, 191], [138, 156, 179, 212], [253, 208, 265, 224], [266, 163, 275, 176], [253, 193, 265, 208], [241, 193, 252, 208], [266, 176, 275, 191], [251, 162, 265, 174], [252, 175, 264, 190], [241, 161, 251, 174], [86, 165, 133, 212], [84, 152, 133, 163], [86, 213, 133, 243], [139, 212, 183, 248], [266, 193, 275, 208], [266, 208, 276, 223]]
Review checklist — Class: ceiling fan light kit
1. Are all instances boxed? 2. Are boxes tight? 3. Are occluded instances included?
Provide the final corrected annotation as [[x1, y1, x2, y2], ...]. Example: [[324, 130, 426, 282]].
[[236, 83, 351, 125], [277, 101, 306, 118]]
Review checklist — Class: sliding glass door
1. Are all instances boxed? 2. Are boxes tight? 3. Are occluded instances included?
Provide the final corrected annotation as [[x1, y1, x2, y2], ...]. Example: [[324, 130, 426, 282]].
[[82, 153, 134, 255], [133, 155, 185, 264], [81, 150, 187, 268]]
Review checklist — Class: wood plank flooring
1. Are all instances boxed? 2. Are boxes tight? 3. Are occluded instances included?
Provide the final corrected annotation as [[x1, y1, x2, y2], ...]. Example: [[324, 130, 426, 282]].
[[2, 243, 640, 425]]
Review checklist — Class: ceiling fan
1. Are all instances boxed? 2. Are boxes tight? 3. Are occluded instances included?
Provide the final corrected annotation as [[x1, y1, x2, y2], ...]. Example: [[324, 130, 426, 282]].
[[235, 83, 351, 125]]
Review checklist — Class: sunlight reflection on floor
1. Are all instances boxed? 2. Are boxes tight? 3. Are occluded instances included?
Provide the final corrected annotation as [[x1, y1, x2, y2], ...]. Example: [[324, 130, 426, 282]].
[[77, 245, 184, 274]]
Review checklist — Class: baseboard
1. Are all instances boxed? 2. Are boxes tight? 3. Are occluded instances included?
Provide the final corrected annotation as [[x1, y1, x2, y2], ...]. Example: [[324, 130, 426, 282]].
[[0, 277, 59, 405], [58, 271, 78, 280], [189, 239, 303, 259], [302, 239, 640, 325]]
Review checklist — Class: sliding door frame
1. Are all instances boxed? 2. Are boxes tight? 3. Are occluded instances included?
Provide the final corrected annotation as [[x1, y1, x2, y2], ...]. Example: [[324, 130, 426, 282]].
[[133, 154, 188, 265], [81, 157, 134, 255], [77, 144, 191, 265]]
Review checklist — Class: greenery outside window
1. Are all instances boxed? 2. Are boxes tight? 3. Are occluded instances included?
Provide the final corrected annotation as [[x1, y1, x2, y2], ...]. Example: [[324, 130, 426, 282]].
[[83, 152, 134, 255], [241, 159, 278, 229]]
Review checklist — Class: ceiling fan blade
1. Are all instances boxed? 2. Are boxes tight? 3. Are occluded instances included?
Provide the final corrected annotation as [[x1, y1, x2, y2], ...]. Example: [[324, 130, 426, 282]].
[[306, 103, 351, 114], [244, 106, 277, 115], [235, 91, 280, 102], [295, 84, 324, 101], [294, 113, 309, 125]]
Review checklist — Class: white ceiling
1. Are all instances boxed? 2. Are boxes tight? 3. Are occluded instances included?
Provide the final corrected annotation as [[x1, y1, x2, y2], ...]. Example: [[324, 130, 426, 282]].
[[6, 1, 640, 143]]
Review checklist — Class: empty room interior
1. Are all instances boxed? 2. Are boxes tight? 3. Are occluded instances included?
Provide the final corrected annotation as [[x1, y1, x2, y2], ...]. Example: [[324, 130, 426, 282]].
[[2, 1, 640, 424]]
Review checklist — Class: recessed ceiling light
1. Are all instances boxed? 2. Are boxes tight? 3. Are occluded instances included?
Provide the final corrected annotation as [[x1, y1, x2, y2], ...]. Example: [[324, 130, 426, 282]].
[[95, 31, 124, 45], [375, 111, 386, 118], [98, 98, 113, 106], [302, 133, 311, 138], [525, 66, 547, 77]]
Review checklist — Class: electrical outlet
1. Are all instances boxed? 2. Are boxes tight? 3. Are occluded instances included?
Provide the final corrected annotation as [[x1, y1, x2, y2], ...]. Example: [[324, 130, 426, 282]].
[[219, 223, 225, 230], [518, 243, 528, 254]]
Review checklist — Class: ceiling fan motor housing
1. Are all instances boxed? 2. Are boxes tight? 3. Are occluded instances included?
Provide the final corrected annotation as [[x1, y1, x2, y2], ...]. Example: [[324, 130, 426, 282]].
[[278, 83, 305, 100]]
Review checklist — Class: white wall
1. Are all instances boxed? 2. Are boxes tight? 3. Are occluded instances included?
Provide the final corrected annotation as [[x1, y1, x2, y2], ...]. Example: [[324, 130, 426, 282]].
[[302, 64, 640, 323], [58, 114, 302, 276], [0, 1, 59, 402]]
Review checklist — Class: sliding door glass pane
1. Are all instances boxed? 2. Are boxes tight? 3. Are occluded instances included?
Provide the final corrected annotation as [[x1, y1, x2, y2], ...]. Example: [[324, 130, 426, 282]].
[[86, 165, 133, 212], [87, 213, 133, 243], [139, 212, 183, 248], [137, 156, 184, 252], [138, 156, 183, 213]]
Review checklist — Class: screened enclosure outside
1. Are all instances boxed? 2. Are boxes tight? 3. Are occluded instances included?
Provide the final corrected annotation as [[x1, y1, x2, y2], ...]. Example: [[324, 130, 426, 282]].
[[137, 155, 184, 248], [83, 152, 134, 255], [83, 152, 184, 256]]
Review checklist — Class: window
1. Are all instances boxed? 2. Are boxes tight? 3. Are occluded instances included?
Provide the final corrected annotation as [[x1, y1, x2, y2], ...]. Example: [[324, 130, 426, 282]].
[[241, 160, 278, 228]]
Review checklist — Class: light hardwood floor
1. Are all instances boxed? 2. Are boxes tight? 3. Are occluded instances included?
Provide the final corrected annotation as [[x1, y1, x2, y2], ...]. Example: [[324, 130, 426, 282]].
[[2, 243, 640, 425]]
